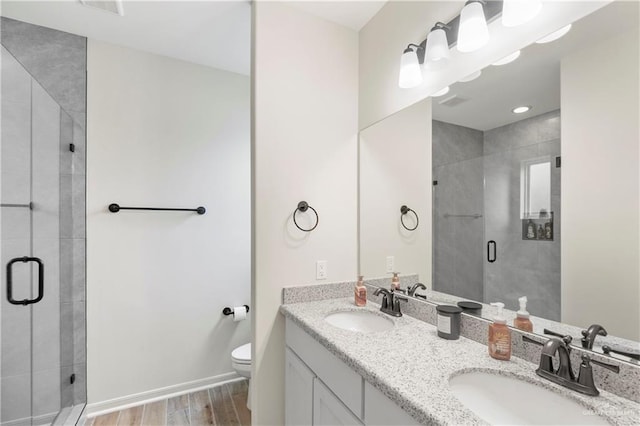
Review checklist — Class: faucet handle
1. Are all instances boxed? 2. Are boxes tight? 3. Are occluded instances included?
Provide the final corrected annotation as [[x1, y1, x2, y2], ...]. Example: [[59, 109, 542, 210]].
[[392, 294, 408, 316], [589, 355, 620, 374], [602, 345, 640, 361]]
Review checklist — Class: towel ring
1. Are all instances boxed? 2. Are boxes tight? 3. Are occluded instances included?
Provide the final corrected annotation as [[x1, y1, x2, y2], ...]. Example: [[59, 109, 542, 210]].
[[400, 205, 419, 231], [293, 201, 319, 232]]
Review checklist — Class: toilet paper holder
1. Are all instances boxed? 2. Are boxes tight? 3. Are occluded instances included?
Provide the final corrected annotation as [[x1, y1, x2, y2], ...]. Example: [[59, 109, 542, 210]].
[[223, 305, 250, 316]]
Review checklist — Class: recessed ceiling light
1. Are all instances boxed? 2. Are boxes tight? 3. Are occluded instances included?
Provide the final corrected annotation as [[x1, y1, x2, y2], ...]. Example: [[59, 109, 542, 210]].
[[459, 70, 482, 82], [492, 50, 521, 66], [433, 86, 450, 97], [536, 24, 572, 44], [512, 106, 532, 114]]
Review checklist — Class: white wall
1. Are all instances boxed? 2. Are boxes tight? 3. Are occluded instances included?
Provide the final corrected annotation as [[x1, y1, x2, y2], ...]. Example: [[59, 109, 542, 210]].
[[252, 2, 359, 424], [359, 99, 432, 283], [86, 41, 250, 405], [359, 1, 609, 129], [561, 27, 639, 341]]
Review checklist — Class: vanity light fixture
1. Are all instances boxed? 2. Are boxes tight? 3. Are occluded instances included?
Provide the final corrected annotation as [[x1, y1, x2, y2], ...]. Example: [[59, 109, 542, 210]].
[[433, 86, 451, 97], [458, 0, 490, 53], [536, 24, 572, 44], [459, 70, 482, 82], [492, 50, 521, 66], [512, 105, 532, 114], [502, 0, 542, 27], [399, 44, 424, 89], [425, 22, 451, 69]]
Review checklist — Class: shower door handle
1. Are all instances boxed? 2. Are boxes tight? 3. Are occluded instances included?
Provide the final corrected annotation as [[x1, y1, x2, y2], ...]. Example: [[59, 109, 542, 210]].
[[487, 241, 497, 263], [6, 257, 44, 305]]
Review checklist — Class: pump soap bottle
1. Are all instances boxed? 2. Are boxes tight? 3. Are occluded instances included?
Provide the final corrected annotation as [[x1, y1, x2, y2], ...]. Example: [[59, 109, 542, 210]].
[[390, 272, 401, 291], [513, 296, 533, 332], [355, 275, 367, 307], [488, 302, 511, 361]]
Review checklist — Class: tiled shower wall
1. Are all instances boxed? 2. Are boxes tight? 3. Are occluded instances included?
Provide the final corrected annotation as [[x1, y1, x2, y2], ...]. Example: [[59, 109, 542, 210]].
[[432, 110, 561, 320], [432, 120, 484, 301], [1, 17, 86, 423]]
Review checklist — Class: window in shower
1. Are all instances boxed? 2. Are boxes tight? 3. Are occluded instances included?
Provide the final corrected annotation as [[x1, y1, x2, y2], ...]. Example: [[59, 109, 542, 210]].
[[521, 156, 551, 219]]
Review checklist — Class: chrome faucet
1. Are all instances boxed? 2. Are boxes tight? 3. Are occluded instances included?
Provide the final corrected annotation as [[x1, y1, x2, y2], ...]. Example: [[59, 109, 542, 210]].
[[581, 324, 607, 349], [374, 288, 408, 317], [523, 335, 620, 396], [407, 282, 427, 297]]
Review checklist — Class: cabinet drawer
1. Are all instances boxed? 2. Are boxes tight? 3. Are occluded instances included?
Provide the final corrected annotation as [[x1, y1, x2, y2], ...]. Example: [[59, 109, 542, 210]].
[[286, 318, 363, 419], [313, 378, 363, 426]]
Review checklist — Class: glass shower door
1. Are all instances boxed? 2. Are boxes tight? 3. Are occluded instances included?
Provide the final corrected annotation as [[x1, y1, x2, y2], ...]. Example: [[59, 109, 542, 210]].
[[1, 45, 78, 425]]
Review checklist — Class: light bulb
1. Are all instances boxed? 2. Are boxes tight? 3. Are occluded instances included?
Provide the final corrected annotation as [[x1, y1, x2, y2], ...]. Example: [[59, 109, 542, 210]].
[[458, 1, 490, 53], [425, 24, 450, 68], [398, 48, 423, 89], [502, 0, 542, 27]]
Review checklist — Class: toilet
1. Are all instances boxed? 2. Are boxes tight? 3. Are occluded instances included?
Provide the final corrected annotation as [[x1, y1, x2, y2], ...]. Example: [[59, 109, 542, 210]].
[[231, 343, 252, 410]]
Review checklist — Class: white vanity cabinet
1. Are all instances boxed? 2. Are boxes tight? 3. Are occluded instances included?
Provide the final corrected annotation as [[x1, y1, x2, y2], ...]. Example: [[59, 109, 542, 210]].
[[285, 318, 420, 426]]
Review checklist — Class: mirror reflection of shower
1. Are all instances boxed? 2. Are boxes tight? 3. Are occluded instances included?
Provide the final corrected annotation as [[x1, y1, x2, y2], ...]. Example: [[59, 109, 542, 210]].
[[432, 111, 561, 321]]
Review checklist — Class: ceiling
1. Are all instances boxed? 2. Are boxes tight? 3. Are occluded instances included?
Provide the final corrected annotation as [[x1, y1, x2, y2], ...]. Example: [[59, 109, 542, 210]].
[[287, 0, 387, 31], [1, 0, 252, 75], [0, 1, 388, 75], [432, 1, 639, 131]]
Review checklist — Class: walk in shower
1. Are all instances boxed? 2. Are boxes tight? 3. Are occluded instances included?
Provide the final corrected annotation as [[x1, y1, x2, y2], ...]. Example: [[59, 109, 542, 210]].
[[432, 111, 561, 320], [1, 17, 86, 425]]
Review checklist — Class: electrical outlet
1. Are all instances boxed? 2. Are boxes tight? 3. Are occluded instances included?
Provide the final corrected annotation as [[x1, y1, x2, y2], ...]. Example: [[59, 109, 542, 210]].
[[386, 256, 395, 273], [316, 260, 327, 280]]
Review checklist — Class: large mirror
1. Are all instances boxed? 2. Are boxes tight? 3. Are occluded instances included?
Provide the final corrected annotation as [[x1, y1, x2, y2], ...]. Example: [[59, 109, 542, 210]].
[[359, 1, 639, 362]]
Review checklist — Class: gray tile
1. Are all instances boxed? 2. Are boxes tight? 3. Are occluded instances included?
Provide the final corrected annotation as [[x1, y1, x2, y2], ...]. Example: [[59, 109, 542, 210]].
[[60, 302, 74, 367], [1, 46, 31, 177], [1, 306, 31, 377], [1, 17, 86, 116], [32, 82, 61, 240], [73, 363, 86, 405], [60, 110, 74, 175], [432, 120, 483, 167], [1, 373, 31, 423], [60, 365, 74, 409], [73, 301, 86, 365], [73, 238, 86, 302], [32, 367, 62, 418], [72, 121, 86, 175], [60, 174, 73, 238], [60, 238, 74, 302], [72, 174, 86, 238]]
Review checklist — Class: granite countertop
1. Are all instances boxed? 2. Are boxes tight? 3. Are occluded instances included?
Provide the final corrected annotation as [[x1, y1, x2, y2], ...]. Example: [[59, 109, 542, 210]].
[[280, 298, 640, 425]]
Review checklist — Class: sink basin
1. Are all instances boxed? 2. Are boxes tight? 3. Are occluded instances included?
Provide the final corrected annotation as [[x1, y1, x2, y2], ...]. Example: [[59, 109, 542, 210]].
[[449, 371, 610, 425], [324, 311, 394, 333]]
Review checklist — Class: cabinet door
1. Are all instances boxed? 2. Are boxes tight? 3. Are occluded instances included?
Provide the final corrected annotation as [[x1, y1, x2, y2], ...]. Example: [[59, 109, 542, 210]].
[[313, 378, 362, 426], [285, 348, 314, 426], [364, 381, 421, 426]]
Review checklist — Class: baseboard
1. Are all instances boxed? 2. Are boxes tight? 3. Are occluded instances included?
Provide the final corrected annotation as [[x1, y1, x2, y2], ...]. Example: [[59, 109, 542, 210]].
[[85, 372, 242, 417]]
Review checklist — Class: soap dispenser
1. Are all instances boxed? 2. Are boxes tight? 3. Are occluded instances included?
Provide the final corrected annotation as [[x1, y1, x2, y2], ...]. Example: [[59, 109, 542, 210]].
[[488, 302, 511, 361], [513, 296, 533, 332], [354, 275, 367, 307], [390, 272, 401, 291]]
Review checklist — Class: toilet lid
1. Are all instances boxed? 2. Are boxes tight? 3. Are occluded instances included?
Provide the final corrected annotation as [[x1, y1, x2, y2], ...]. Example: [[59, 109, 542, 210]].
[[231, 343, 251, 363]]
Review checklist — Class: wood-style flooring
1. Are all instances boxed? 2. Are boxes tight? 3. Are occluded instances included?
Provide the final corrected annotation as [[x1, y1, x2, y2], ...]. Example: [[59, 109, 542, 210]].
[[87, 380, 250, 426]]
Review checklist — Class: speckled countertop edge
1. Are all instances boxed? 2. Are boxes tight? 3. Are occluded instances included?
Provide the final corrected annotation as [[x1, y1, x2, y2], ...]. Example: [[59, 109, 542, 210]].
[[280, 298, 640, 426]]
